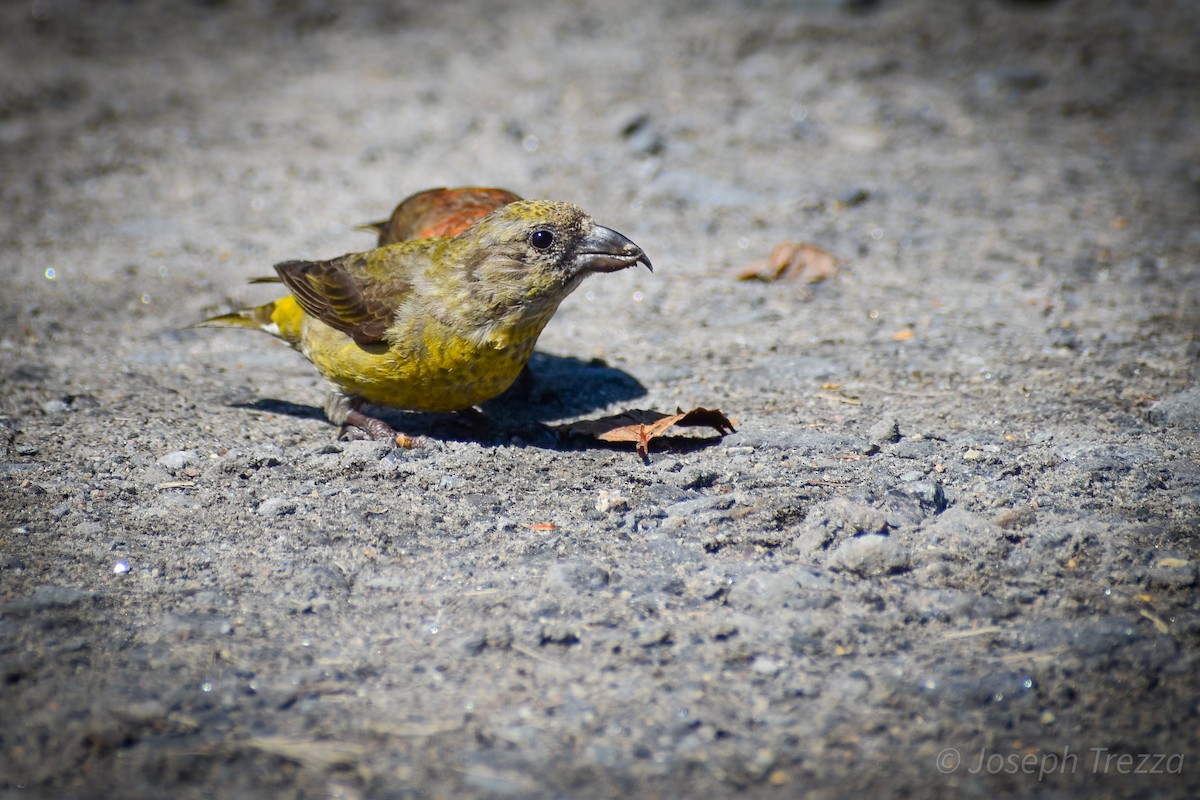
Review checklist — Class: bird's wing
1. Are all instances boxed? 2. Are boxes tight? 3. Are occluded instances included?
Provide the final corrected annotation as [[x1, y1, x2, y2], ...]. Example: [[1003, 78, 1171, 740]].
[[374, 187, 522, 245], [272, 252, 409, 345]]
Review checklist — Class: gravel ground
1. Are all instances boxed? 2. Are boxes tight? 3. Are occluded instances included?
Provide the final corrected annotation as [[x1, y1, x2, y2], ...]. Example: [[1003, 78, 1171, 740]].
[[2, 1, 1198, 798]]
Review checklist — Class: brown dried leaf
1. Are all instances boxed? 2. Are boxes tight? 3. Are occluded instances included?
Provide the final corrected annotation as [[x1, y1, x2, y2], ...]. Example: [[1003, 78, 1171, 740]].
[[563, 407, 736, 458], [737, 241, 840, 283]]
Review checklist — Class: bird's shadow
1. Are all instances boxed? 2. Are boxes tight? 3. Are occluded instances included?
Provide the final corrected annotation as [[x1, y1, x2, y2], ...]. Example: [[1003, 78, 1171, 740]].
[[232, 352, 669, 450]]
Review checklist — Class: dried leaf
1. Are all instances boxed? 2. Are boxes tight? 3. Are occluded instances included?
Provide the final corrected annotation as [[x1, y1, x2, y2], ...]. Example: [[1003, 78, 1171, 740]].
[[737, 241, 840, 283], [562, 407, 736, 458]]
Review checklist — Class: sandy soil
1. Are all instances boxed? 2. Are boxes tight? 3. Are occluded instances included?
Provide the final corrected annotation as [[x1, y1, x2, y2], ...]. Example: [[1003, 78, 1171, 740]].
[[2, 1, 1198, 797]]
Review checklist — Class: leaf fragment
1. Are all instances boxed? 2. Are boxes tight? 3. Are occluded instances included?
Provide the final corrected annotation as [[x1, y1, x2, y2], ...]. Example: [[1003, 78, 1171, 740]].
[[737, 241, 841, 284], [562, 407, 736, 459]]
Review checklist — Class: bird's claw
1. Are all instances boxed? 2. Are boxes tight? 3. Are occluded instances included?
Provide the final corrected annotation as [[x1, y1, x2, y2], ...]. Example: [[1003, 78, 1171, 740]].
[[342, 409, 398, 442]]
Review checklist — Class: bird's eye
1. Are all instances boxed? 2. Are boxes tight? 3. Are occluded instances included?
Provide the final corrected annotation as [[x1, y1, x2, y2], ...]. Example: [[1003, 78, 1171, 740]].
[[530, 230, 555, 250]]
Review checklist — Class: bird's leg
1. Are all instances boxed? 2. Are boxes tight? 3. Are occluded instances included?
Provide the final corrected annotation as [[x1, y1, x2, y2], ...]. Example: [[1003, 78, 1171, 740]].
[[324, 391, 397, 442], [343, 409, 398, 441]]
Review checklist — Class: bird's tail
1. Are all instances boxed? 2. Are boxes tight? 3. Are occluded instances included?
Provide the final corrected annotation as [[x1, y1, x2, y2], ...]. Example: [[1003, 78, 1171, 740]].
[[194, 295, 304, 346]]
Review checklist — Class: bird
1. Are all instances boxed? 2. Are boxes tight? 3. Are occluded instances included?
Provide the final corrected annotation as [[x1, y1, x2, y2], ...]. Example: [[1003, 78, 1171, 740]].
[[363, 186, 522, 245], [197, 198, 652, 441]]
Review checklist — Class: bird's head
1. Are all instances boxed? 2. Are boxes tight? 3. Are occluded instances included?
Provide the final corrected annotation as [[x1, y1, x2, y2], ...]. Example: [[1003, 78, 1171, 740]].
[[463, 200, 651, 296], [425, 200, 651, 342]]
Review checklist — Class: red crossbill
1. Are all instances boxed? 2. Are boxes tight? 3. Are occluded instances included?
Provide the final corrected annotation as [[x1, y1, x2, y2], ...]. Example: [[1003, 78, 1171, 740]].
[[198, 198, 651, 440]]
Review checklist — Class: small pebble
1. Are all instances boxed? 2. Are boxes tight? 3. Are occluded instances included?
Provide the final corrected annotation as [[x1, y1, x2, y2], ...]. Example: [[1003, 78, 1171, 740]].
[[752, 656, 781, 676], [620, 112, 665, 157], [1147, 386, 1200, 429], [256, 497, 297, 516], [157, 450, 199, 471], [867, 416, 901, 448], [595, 490, 629, 513], [828, 534, 909, 576], [837, 187, 870, 207], [41, 399, 70, 415]]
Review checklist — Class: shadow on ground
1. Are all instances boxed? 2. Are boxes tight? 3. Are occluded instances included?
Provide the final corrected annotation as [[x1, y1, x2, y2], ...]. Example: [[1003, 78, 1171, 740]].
[[233, 350, 661, 450]]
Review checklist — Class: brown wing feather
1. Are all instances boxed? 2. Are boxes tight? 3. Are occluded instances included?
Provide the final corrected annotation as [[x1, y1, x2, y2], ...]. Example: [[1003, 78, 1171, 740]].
[[375, 187, 522, 246], [273, 255, 398, 345]]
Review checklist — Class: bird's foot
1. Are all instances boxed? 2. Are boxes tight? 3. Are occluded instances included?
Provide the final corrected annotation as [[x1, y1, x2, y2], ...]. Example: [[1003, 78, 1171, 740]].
[[341, 409, 399, 442]]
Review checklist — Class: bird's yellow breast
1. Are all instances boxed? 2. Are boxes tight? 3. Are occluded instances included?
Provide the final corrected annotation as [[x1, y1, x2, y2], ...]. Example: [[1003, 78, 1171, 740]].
[[294, 306, 541, 413]]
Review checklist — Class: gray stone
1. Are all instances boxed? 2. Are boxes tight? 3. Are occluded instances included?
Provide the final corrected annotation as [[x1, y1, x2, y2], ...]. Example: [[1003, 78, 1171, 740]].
[[1147, 386, 1200, 429], [828, 535, 910, 576], [256, 497, 297, 516], [156, 450, 199, 471]]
